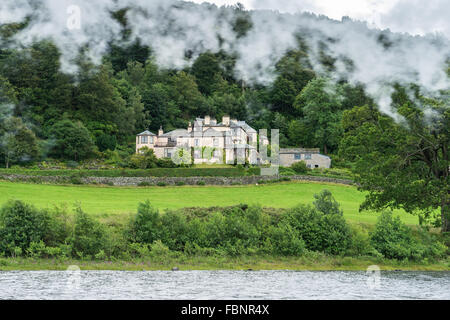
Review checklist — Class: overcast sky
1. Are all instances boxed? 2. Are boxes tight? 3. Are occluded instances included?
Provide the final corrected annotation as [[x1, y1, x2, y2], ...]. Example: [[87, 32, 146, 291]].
[[190, 0, 450, 37]]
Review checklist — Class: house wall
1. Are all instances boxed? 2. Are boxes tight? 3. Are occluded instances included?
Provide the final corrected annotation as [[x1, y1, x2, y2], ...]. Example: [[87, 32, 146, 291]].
[[280, 153, 331, 168], [136, 135, 156, 153]]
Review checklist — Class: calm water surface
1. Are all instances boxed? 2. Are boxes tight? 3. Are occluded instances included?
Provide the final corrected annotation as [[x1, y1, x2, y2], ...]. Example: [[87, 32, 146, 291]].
[[0, 270, 448, 300]]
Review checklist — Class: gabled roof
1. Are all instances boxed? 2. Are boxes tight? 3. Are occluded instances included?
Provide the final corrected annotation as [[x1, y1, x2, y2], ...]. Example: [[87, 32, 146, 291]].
[[161, 129, 190, 137], [203, 128, 225, 137], [137, 130, 156, 136]]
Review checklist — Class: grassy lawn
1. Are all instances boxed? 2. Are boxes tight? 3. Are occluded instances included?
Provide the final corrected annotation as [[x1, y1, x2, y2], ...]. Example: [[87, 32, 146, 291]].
[[0, 180, 418, 225]]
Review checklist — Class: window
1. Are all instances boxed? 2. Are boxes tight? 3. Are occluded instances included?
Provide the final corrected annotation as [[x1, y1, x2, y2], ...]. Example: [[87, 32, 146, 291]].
[[294, 153, 301, 160], [195, 139, 200, 146], [213, 138, 219, 146], [141, 136, 148, 144], [304, 153, 312, 160], [194, 150, 200, 159], [149, 136, 154, 144]]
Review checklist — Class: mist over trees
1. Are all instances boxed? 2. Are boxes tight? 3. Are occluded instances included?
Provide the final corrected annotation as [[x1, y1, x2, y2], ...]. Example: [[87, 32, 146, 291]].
[[0, 2, 448, 230]]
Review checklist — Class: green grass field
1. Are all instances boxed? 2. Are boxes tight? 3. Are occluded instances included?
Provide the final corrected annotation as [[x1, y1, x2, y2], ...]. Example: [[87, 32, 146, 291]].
[[0, 180, 419, 225]]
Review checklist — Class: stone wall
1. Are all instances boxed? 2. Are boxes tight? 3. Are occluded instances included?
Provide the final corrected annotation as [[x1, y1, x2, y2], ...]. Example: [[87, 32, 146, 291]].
[[0, 173, 354, 186]]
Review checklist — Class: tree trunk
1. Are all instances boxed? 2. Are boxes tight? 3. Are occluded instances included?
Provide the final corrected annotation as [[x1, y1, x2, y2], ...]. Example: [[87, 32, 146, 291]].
[[441, 198, 450, 233]]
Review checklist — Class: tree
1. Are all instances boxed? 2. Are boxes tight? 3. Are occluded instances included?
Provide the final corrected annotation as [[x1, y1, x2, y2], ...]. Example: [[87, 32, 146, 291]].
[[49, 119, 95, 161], [0, 117, 39, 168], [339, 88, 449, 232], [191, 52, 222, 96], [294, 78, 343, 154]]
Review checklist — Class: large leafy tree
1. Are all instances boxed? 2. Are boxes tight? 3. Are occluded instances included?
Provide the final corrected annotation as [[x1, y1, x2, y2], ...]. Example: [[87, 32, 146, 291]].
[[49, 119, 95, 161], [340, 87, 449, 232], [294, 78, 343, 154]]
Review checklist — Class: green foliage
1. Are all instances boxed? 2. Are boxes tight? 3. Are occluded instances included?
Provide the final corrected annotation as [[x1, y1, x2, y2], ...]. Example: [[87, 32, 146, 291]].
[[339, 95, 450, 232], [0, 117, 39, 168], [370, 211, 424, 260], [0, 200, 50, 255], [129, 201, 161, 244], [71, 207, 107, 259], [285, 202, 351, 255], [96, 134, 117, 152], [49, 119, 95, 161], [313, 189, 343, 216], [290, 161, 309, 174]]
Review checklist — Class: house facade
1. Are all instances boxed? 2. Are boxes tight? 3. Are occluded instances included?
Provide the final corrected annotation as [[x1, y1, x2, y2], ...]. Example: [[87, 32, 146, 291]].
[[136, 116, 269, 165], [279, 148, 331, 168]]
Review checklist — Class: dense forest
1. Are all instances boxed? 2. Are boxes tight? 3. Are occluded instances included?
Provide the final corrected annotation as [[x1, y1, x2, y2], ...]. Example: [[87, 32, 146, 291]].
[[0, 2, 448, 230]]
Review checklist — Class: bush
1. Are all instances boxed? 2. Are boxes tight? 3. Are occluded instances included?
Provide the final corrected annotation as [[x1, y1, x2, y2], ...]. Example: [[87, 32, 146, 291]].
[[279, 167, 296, 176], [71, 207, 107, 259], [159, 211, 189, 251], [313, 189, 343, 215], [196, 180, 206, 186], [176, 181, 186, 186], [138, 181, 152, 187], [129, 201, 161, 244], [285, 201, 351, 255], [69, 176, 83, 185], [0, 201, 51, 256], [156, 181, 167, 187], [266, 222, 305, 256], [370, 211, 424, 260], [291, 161, 309, 174]]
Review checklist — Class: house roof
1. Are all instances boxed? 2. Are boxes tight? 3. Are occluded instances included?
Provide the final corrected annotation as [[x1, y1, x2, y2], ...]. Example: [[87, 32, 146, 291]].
[[137, 130, 156, 136], [279, 148, 321, 154], [203, 128, 225, 137], [160, 129, 190, 137]]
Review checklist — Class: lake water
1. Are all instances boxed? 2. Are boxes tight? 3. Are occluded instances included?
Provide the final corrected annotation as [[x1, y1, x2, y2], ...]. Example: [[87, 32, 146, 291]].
[[0, 270, 449, 300]]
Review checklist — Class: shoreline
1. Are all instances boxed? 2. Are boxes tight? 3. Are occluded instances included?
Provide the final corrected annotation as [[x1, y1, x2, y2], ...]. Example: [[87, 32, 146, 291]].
[[1, 256, 448, 272]]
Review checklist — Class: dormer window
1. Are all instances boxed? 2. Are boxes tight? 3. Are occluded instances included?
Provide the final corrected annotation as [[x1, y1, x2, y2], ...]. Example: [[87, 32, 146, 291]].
[[141, 136, 148, 144]]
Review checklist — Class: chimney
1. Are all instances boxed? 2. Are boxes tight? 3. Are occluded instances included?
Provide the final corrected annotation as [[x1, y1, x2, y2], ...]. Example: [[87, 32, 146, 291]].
[[222, 115, 230, 126], [187, 122, 192, 133], [158, 126, 163, 136], [204, 115, 210, 125]]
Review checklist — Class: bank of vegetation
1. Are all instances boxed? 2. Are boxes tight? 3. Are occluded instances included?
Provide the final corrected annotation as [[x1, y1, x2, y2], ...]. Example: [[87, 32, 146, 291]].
[[0, 190, 447, 271]]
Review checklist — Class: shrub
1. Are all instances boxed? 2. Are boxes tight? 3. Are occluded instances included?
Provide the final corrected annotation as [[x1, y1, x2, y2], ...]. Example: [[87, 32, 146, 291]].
[[347, 225, 377, 257], [266, 222, 305, 256], [129, 201, 161, 244], [285, 202, 351, 255], [138, 181, 152, 187], [196, 180, 206, 186], [150, 240, 171, 257], [370, 211, 424, 260], [176, 181, 186, 186], [0, 200, 51, 256], [313, 189, 343, 216], [71, 207, 107, 259], [159, 211, 189, 251], [69, 176, 83, 185], [291, 161, 309, 174], [279, 167, 296, 176], [156, 181, 167, 187]]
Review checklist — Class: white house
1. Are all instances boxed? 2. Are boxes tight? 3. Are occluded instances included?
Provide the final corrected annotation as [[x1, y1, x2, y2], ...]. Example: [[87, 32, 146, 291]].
[[136, 115, 269, 165]]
